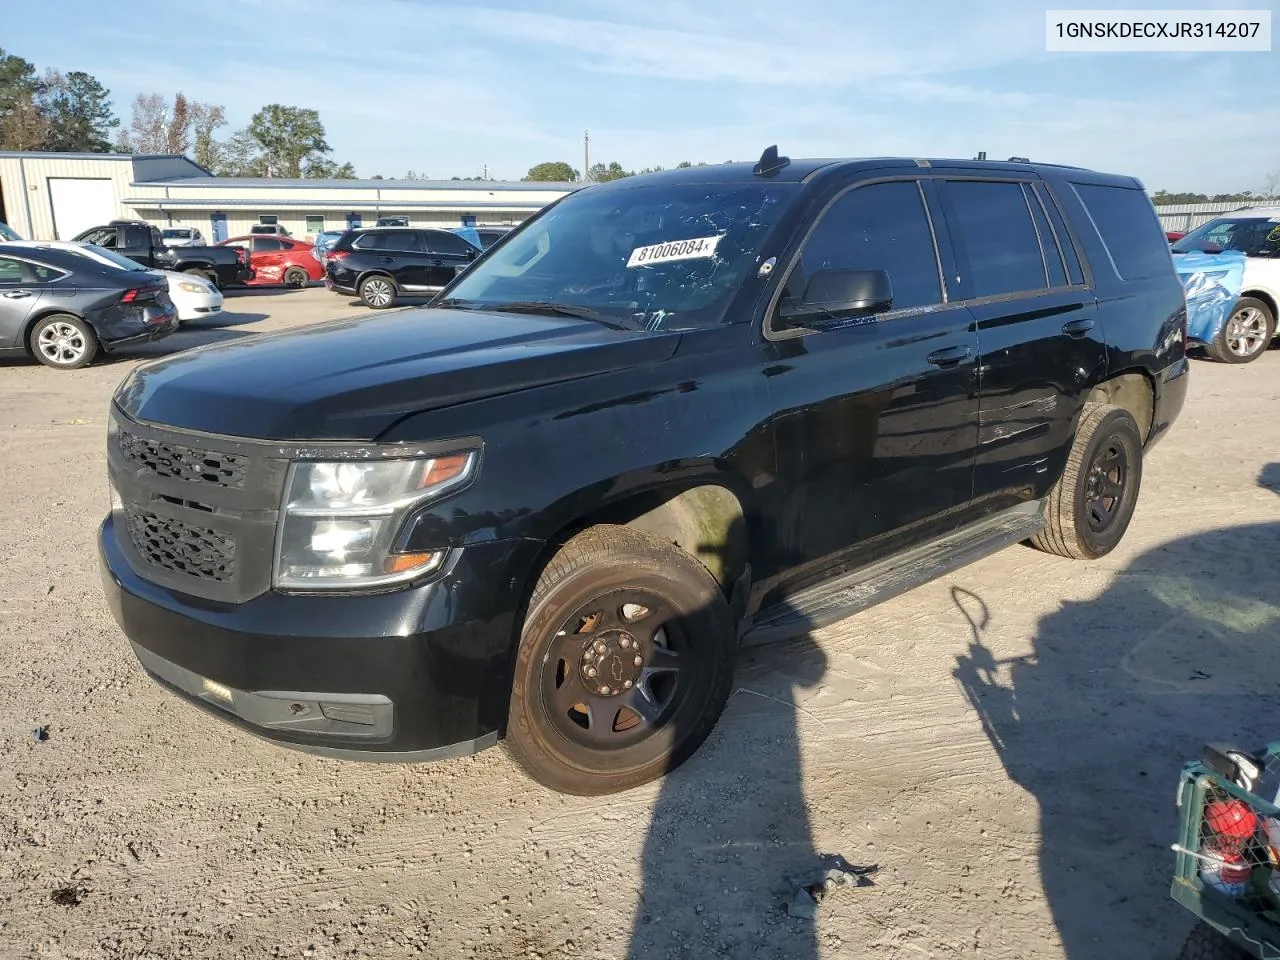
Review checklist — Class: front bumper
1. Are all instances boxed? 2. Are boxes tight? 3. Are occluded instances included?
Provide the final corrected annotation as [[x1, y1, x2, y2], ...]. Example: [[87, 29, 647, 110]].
[[99, 515, 541, 760]]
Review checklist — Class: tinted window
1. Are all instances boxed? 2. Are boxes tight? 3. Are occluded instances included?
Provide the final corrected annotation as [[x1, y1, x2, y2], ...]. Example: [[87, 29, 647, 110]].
[[1022, 184, 1066, 287], [423, 231, 474, 256], [251, 237, 285, 252], [31, 263, 65, 281], [80, 227, 117, 248], [785, 180, 941, 313], [0, 257, 23, 284], [1072, 183, 1173, 280], [939, 180, 1047, 298], [1035, 183, 1085, 285], [354, 230, 422, 253], [125, 226, 151, 248]]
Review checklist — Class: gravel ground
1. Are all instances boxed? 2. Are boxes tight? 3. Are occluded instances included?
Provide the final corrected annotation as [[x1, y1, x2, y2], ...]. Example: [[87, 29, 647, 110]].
[[2, 287, 1279, 960]]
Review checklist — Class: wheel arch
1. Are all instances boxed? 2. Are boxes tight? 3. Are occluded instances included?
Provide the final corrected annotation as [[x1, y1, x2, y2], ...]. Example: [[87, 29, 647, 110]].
[[1241, 288, 1278, 324], [1085, 369, 1155, 442], [20, 307, 94, 357]]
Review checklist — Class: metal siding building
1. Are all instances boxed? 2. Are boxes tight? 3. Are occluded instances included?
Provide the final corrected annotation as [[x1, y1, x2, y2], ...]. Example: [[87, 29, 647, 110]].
[[0, 151, 579, 243]]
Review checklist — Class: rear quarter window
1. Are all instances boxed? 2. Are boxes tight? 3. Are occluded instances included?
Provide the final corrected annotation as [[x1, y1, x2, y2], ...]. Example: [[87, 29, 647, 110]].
[[1070, 183, 1173, 281]]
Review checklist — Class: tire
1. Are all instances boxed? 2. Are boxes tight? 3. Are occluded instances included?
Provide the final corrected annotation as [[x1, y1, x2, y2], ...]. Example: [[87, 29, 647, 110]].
[[29, 314, 99, 370], [1031, 403, 1143, 560], [284, 267, 309, 289], [358, 274, 396, 309], [505, 525, 737, 796], [1175, 921, 1251, 960], [1206, 297, 1276, 364]]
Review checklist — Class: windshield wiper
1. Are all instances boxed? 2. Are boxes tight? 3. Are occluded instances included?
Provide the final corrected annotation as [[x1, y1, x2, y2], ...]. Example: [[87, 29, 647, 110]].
[[485, 301, 636, 330], [434, 297, 479, 310]]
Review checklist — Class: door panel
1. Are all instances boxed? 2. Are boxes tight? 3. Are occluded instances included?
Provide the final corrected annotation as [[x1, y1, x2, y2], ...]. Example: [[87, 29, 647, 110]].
[[0, 256, 42, 348], [758, 178, 980, 601], [933, 177, 1105, 509]]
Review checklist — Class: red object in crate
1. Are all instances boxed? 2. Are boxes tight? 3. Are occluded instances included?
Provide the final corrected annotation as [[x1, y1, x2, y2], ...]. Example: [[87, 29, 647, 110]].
[[1206, 799, 1259, 843]]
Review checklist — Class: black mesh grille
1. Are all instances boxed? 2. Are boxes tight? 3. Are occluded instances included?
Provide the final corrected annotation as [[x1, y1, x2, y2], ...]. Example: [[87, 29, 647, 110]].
[[124, 509, 237, 583], [119, 431, 248, 489]]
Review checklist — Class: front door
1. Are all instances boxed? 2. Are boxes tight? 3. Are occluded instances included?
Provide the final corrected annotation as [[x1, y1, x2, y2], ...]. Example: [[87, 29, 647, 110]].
[[422, 229, 479, 289], [760, 178, 980, 599], [933, 176, 1106, 511], [249, 237, 289, 283]]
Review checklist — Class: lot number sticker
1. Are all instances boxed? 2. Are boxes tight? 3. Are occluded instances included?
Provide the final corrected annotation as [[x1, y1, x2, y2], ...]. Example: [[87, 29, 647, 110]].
[[627, 235, 723, 268]]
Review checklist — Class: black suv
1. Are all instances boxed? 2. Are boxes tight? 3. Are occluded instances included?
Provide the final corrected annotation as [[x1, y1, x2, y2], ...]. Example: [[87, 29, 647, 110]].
[[100, 149, 1188, 796], [324, 227, 479, 308]]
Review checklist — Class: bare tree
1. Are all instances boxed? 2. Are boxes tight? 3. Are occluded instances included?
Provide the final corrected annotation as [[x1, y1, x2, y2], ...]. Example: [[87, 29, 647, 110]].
[[118, 92, 167, 153], [188, 101, 226, 171], [1262, 170, 1280, 201], [165, 92, 190, 154], [0, 91, 49, 150]]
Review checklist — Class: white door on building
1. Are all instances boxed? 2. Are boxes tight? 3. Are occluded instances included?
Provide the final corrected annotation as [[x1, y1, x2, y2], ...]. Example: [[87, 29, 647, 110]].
[[47, 178, 117, 240]]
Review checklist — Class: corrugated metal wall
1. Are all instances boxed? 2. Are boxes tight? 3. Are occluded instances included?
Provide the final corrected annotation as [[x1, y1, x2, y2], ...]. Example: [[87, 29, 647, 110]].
[[128, 207, 531, 243], [1154, 200, 1276, 232], [0, 155, 135, 239]]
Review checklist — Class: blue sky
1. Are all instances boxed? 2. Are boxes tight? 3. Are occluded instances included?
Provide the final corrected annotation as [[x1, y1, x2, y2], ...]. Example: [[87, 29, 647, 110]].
[[11, 0, 1278, 192]]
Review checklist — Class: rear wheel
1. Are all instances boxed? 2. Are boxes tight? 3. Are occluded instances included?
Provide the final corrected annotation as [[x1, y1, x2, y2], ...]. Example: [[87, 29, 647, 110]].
[[505, 525, 737, 795], [284, 267, 309, 288], [1031, 403, 1143, 560], [1206, 297, 1275, 364], [1175, 921, 1251, 959], [358, 274, 396, 309], [29, 314, 98, 370]]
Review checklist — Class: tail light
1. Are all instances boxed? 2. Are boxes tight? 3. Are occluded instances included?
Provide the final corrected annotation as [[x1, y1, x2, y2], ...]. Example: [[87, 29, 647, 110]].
[[327, 250, 350, 260], [121, 285, 163, 305]]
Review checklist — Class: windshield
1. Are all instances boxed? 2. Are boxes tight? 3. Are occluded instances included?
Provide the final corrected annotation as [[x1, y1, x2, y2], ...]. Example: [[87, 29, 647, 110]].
[[441, 181, 800, 330], [70, 243, 149, 272], [162, 229, 189, 239], [1171, 216, 1280, 257]]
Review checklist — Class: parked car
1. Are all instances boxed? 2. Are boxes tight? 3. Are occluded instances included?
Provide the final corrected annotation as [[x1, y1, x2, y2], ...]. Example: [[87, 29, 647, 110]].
[[73, 220, 252, 289], [1170, 208, 1280, 362], [0, 221, 24, 242], [324, 226, 479, 307], [0, 244, 178, 369], [448, 224, 514, 249], [14, 240, 224, 324], [216, 235, 324, 287], [99, 150, 1188, 795], [375, 216, 410, 227], [1166, 230, 1186, 243], [310, 230, 346, 266], [249, 224, 292, 237], [161, 227, 205, 248]]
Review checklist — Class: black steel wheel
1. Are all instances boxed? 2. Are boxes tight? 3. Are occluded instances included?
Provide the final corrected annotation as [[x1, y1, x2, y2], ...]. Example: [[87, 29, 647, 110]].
[[284, 267, 309, 288], [1032, 403, 1143, 560], [505, 525, 736, 795]]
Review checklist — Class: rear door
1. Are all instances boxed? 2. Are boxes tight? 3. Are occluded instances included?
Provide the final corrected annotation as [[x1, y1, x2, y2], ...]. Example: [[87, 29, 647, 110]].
[[250, 237, 288, 283], [422, 230, 478, 288], [933, 176, 1104, 511], [0, 255, 44, 348]]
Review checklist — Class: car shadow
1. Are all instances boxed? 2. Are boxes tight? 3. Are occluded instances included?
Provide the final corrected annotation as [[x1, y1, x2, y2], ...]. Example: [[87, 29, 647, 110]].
[[953, 466, 1280, 958]]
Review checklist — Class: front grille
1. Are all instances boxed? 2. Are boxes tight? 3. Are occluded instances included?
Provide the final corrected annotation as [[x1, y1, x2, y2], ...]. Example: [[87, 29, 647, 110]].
[[118, 430, 248, 489], [124, 509, 237, 583]]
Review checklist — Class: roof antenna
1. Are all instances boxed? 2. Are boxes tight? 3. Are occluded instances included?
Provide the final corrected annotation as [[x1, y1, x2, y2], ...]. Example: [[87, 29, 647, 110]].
[[752, 145, 791, 177]]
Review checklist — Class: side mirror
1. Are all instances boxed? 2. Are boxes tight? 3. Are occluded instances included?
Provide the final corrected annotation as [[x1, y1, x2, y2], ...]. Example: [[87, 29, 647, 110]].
[[777, 269, 893, 327]]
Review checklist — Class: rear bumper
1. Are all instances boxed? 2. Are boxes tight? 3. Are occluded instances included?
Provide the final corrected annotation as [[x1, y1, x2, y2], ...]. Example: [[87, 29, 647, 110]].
[[99, 308, 180, 351], [1146, 355, 1190, 451], [99, 515, 543, 760]]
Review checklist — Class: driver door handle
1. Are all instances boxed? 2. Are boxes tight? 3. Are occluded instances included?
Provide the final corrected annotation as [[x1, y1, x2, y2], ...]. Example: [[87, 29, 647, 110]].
[[3, 290, 32, 299], [1062, 318, 1096, 337], [927, 345, 973, 367]]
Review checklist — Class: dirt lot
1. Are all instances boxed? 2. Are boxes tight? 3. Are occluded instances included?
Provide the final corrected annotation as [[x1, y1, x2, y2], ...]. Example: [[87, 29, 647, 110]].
[[2, 286, 1279, 960]]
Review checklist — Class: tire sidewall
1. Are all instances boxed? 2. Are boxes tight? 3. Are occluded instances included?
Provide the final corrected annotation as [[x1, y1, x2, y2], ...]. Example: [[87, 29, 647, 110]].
[[285, 268, 307, 288], [509, 550, 734, 793], [30, 314, 97, 370], [1214, 297, 1276, 364], [1069, 408, 1143, 557]]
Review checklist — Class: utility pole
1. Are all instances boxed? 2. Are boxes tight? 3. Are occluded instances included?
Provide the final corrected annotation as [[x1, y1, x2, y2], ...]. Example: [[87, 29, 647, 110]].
[[482, 163, 488, 180], [583, 130, 590, 182]]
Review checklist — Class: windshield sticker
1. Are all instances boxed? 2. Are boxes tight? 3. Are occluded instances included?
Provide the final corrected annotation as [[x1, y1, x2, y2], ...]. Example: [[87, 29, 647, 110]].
[[627, 235, 723, 268]]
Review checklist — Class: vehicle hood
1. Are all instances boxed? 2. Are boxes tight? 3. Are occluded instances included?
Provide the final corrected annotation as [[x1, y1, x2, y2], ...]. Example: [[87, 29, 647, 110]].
[[115, 307, 681, 440]]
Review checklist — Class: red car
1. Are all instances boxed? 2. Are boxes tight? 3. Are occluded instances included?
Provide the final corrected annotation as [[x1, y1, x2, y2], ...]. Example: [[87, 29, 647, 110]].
[[216, 235, 325, 287], [1167, 231, 1186, 243]]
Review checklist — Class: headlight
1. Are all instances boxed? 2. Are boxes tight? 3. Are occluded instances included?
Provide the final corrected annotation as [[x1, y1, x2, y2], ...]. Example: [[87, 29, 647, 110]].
[[176, 281, 207, 293], [273, 451, 477, 590]]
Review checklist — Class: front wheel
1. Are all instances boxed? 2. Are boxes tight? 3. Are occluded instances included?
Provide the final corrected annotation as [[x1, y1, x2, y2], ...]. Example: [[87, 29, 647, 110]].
[[505, 525, 737, 795], [358, 274, 396, 309], [29, 314, 99, 370], [1206, 297, 1276, 364], [1031, 403, 1143, 560]]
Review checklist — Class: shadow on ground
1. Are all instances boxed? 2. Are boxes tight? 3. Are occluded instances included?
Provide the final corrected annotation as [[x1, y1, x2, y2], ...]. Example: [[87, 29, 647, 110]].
[[955, 467, 1280, 958]]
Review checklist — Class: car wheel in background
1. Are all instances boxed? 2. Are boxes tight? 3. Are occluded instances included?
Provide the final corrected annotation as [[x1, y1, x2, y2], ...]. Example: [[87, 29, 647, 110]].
[[183, 267, 217, 288], [1031, 403, 1144, 560], [29, 314, 99, 370], [358, 275, 397, 309], [1206, 297, 1276, 364], [284, 267, 309, 288]]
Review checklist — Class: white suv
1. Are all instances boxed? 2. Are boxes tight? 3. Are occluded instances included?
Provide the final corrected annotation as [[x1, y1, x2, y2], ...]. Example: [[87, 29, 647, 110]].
[[1172, 207, 1280, 363]]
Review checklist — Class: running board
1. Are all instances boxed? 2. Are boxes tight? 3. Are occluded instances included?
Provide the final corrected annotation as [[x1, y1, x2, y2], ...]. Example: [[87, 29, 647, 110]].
[[740, 501, 1046, 647]]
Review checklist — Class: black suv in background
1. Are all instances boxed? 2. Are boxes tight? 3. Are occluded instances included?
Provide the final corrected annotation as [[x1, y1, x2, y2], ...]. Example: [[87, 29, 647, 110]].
[[100, 150, 1188, 796], [324, 226, 480, 308]]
